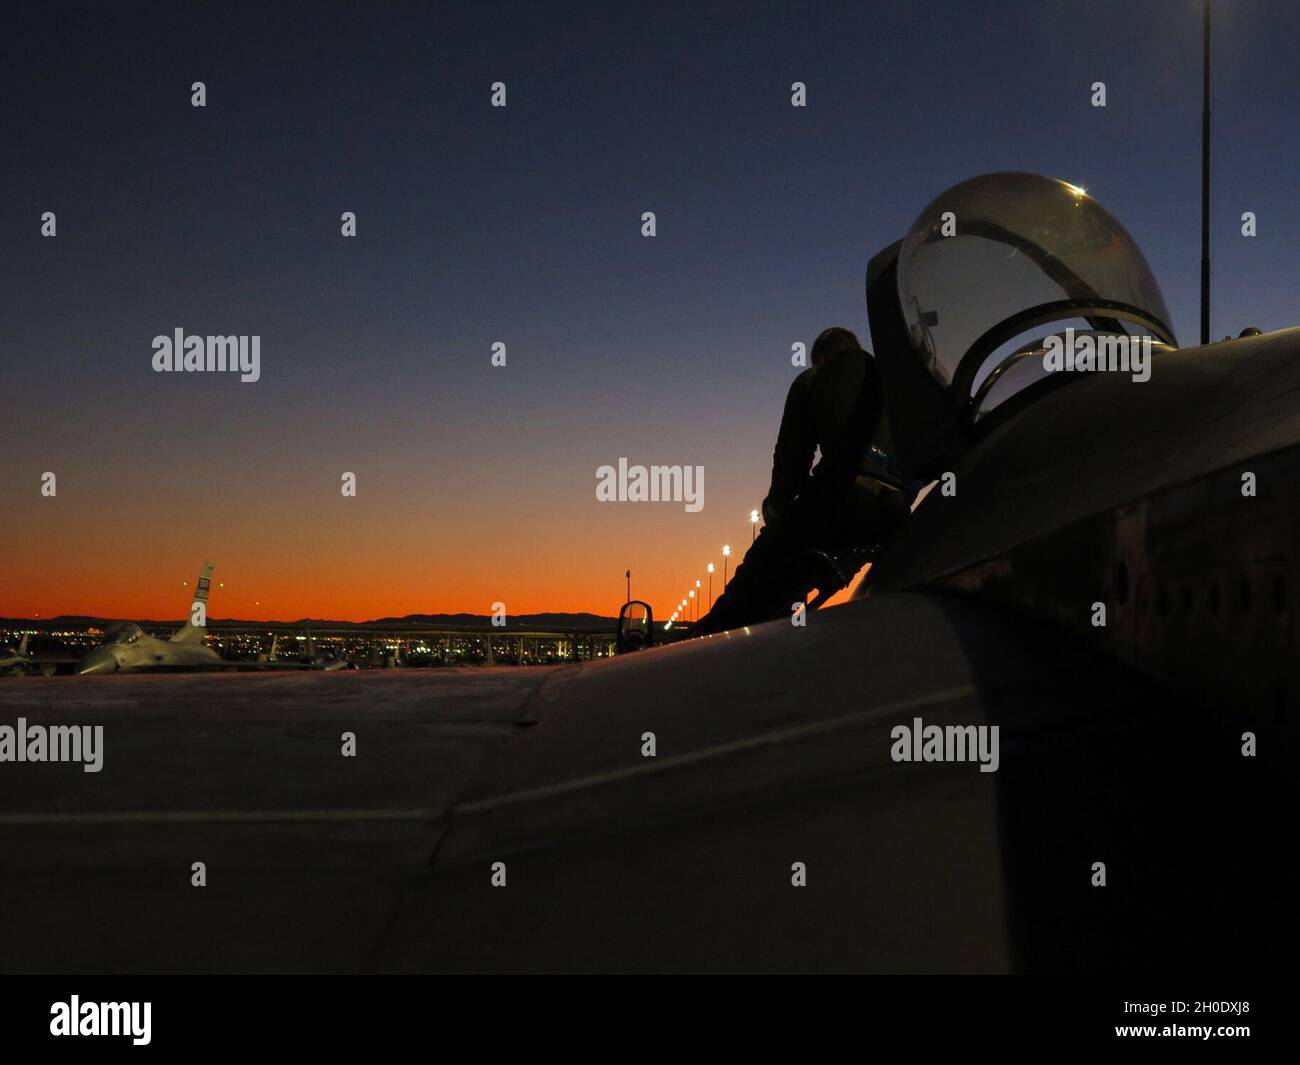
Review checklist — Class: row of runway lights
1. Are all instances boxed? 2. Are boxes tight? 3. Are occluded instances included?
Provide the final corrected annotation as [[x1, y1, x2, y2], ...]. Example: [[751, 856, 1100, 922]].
[[668, 510, 761, 628]]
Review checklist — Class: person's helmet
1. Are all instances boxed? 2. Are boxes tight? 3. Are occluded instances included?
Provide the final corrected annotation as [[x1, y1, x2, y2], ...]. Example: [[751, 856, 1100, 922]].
[[811, 327, 862, 365]]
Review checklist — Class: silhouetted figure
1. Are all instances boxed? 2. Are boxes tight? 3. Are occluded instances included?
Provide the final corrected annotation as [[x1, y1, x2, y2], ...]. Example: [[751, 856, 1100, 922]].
[[696, 328, 910, 634]]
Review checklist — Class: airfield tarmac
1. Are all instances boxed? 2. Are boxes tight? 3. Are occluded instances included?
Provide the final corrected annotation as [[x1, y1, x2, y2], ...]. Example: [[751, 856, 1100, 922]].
[[0, 594, 1287, 973], [0, 667, 556, 972]]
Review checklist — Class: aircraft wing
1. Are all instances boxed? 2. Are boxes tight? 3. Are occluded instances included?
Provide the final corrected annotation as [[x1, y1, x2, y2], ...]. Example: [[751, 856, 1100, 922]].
[[0, 592, 1279, 972], [381, 590, 1269, 973]]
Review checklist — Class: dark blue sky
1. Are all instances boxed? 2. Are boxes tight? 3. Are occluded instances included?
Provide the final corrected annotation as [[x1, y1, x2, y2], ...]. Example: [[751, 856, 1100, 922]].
[[3, 0, 1298, 617]]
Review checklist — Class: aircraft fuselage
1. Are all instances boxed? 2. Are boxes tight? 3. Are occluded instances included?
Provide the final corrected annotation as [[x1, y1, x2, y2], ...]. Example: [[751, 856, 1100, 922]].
[[78, 634, 224, 675]]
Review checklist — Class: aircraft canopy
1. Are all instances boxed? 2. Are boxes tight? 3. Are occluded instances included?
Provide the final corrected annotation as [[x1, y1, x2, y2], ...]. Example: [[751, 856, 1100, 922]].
[[101, 622, 144, 645], [895, 172, 1176, 397]]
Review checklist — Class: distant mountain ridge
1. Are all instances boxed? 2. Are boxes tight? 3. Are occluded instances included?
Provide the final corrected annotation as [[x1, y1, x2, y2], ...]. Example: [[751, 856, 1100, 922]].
[[363, 612, 618, 631], [2, 612, 621, 633]]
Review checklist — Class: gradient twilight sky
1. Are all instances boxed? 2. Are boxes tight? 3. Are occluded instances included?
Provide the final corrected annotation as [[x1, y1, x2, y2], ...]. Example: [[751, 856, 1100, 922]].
[[2, 0, 1298, 621]]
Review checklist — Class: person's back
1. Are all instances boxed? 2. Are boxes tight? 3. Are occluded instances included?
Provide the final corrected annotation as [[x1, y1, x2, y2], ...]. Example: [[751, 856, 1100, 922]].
[[764, 363, 819, 525], [801, 342, 906, 556], [804, 345, 894, 498]]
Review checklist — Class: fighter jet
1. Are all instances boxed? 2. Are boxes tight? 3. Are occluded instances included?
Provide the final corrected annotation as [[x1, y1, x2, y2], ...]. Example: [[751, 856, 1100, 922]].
[[77, 562, 225, 674], [256, 632, 350, 671], [0, 634, 32, 675], [0, 633, 79, 676]]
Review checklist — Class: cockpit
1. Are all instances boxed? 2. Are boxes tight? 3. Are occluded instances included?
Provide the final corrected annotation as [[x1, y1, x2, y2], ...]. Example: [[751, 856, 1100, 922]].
[[896, 172, 1176, 422], [101, 622, 144, 646], [867, 172, 1177, 480]]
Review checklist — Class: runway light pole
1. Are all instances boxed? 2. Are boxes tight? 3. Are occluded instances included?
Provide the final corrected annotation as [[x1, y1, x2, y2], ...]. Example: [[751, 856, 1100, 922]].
[[722, 544, 731, 587], [707, 562, 714, 608], [1200, 0, 1212, 346]]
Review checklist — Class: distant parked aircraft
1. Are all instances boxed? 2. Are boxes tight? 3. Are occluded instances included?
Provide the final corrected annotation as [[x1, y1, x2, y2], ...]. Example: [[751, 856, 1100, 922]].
[[78, 562, 225, 674]]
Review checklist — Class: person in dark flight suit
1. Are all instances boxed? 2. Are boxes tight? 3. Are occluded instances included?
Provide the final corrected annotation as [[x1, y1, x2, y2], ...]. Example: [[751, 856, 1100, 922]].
[[695, 327, 910, 635]]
